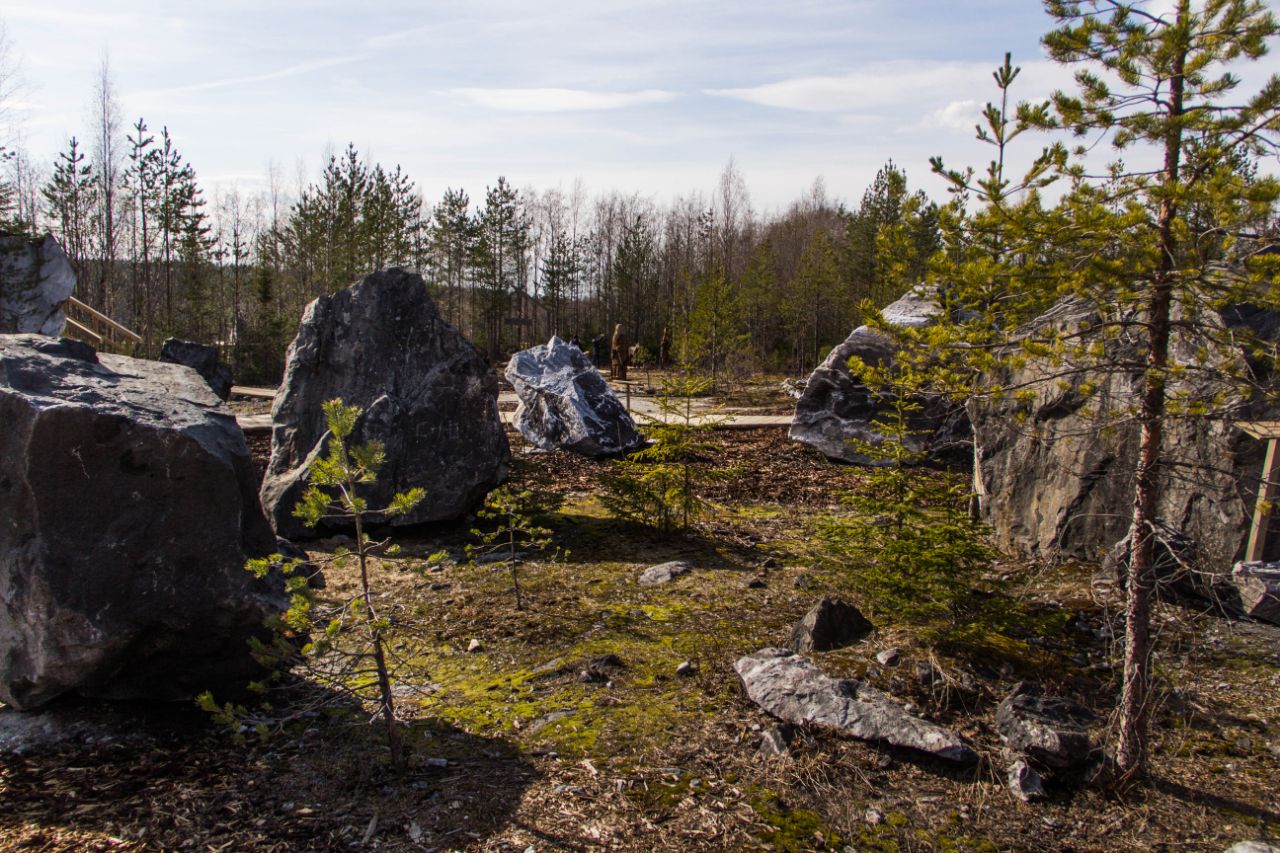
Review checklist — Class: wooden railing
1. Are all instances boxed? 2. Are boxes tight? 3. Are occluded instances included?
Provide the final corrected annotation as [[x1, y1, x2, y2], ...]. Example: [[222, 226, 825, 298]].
[[62, 296, 143, 355]]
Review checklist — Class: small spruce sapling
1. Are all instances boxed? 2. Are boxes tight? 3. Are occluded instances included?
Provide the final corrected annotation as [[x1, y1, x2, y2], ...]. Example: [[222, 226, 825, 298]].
[[601, 375, 731, 532], [467, 487, 564, 610], [817, 326, 994, 638]]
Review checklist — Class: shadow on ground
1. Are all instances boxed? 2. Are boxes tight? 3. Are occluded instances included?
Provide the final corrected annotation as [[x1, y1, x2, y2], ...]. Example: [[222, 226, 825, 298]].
[[0, 692, 536, 851]]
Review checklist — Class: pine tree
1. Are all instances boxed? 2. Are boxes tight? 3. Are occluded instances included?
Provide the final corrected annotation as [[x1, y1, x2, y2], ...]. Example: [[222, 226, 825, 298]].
[[927, 2, 1280, 776], [685, 269, 749, 390], [42, 136, 98, 288]]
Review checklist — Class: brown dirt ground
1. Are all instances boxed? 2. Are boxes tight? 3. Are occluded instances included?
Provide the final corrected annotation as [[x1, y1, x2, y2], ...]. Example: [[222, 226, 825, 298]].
[[1, 411, 1278, 852]]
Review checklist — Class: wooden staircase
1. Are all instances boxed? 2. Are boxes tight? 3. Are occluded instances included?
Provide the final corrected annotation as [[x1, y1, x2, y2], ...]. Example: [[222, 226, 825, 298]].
[[62, 296, 143, 355]]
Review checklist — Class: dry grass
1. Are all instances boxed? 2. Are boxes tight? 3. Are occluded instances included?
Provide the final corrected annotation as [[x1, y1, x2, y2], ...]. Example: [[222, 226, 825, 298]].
[[1, 423, 1278, 851]]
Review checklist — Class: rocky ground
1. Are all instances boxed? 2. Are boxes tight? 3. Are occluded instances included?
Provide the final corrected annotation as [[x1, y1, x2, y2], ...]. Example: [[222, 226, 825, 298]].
[[2, 393, 1278, 851]]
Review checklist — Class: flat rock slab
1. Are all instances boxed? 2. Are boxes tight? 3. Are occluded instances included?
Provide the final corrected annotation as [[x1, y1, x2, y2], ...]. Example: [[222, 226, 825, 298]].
[[260, 268, 509, 539], [639, 561, 692, 586], [995, 682, 1094, 769], [0, 334, 288, 709], [735, 648, 976, 763], [506, 335, 644, 457]]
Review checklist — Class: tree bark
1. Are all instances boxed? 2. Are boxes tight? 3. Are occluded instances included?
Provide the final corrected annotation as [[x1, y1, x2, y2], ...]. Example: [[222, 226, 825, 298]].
[[1116, 5, 1186, 775]]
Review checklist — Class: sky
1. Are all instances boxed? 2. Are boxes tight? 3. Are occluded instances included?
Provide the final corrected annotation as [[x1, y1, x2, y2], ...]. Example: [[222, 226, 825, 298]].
[[1, 0, 1274, 214]]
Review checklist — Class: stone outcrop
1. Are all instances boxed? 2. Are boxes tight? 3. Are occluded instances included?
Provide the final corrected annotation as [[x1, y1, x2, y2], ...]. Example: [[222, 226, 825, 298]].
[[972, 297, 1280, 578], [260, 269, 509, 539], [789, 284, 968, 464], [160, 338, 234, 400], [789, 598, 873, 653], [505, 335, 644, 457], [0, 334, 289, 710], [0, 234, 75, 336], [735, 648, 976, 763]]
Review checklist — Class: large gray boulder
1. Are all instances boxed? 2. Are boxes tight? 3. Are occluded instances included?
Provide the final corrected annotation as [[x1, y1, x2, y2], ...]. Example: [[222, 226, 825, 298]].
[[0, 234, 75, 336], [160, 337, 233, 400], [972, 297, 1280, 579], [789, 285, 967, 464], [261, 268, 508, 539], [505, 335, 644, 457], [0, 334, 289, 710], [735, 648, 976, 763]]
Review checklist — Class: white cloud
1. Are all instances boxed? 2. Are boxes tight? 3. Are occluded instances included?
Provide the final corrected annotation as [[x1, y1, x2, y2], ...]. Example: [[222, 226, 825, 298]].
[[446, 87, 676, 112], [925, 99, 979, 131], [705, 62, 986, 112], [126, 54, 366, 100]]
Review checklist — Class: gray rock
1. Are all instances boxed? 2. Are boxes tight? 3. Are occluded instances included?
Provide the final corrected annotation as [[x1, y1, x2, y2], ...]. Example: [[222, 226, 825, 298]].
[[467, 639, 484, 653], [972, 296, 1280, 580], [638, 560, 692, 586], [260, 269, 509, 539], [1226, 843, 1280, 853], [505, 336, 644, 457], [0, 334, 288, 710], [1231, 561, 1280, 625], [995, 682, 1094, 769], [875, 648, 901, 667], [790, 598, 873, 653], [757, 725, 796, 758], [789, 284, 968, 464], [676, 660, 696, 677], [1006, 758, 1046, 802], [0, 234, 75, 336], [160, 337, 233, 400], [734, 648, 976, 763]]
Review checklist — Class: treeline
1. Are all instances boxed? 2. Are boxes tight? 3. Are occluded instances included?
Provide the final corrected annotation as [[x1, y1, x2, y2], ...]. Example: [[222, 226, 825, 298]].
[[5, 87, 940, 385]]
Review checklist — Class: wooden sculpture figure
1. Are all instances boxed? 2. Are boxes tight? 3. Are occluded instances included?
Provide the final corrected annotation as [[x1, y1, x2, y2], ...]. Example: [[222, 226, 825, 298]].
[[611, 324, 629, 380]]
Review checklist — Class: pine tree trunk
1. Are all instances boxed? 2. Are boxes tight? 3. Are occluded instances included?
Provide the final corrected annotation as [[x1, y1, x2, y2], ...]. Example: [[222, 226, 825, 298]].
[[1117, 23, 1185, 775]]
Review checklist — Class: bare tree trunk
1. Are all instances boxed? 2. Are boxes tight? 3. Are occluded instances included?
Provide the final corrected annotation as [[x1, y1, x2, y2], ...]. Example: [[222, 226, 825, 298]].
[[1117, 23, 1185, 775]]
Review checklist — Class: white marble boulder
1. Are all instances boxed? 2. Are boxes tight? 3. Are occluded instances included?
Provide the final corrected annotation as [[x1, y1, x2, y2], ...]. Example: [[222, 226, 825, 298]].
[[0, 234, 75, 336], [505, 335, 644, 457]]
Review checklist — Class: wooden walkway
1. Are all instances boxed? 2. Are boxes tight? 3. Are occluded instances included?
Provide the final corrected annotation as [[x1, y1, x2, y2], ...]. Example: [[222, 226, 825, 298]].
[[234, 411, 792, 435]]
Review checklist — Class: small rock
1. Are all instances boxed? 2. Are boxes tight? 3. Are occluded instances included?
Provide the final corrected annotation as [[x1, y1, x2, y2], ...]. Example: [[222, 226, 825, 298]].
[[467, 639, 484, 653], [915, 661, 942, 687], [1007, 758, 1046, 802], [864, 807, 885, 826], [996, 682, 1094, 769], [676, 661, 696, 677], [761, 557, 780, 569], [639, 561, 692, 586], [745, 577, 767, 589], [757, 725, 795, 758], [1226, 843, 1280, 853], [790, 598, 873, 653], [875, 648, 901, 667], [429, 582, 450, 591], [425, 757, 449, 768]]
